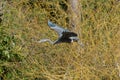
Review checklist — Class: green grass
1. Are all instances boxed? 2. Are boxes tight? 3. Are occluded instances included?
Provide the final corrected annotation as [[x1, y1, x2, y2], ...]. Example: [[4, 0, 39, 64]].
[[0, 0, 120, 80]]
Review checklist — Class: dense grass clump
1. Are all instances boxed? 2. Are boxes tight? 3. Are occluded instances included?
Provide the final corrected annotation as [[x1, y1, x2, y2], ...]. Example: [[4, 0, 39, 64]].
[[0, 0, 120, 79]]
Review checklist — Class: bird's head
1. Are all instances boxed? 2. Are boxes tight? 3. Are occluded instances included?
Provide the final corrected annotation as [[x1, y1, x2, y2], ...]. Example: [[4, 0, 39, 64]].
[[69, 37, 79, 42]]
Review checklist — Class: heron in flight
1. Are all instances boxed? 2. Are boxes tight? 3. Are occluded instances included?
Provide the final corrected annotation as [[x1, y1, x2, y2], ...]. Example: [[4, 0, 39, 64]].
[[38, 20, 80, 45]]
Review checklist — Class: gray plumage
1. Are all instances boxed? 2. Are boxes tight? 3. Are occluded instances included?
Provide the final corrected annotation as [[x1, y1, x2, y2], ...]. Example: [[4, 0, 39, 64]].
[[48, 20, 69, 37], [38, 20, 79, 45]]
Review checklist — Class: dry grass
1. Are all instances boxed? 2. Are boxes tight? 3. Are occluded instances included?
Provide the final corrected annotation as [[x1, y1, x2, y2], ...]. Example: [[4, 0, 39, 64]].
[[0, 0, 120, 80]]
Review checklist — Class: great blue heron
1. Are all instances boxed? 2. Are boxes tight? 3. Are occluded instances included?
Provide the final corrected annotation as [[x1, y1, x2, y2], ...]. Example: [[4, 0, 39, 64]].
[[38, 20, 80, 45]]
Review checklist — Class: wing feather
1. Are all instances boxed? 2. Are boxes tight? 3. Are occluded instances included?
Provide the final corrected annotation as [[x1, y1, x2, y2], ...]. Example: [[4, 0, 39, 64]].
[[48, 20, 69, 36]]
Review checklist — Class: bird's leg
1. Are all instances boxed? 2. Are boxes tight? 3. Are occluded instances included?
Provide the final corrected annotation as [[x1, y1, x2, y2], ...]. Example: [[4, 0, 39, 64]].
[[38, 39, 54, 44], [71, 39, 74, 42]]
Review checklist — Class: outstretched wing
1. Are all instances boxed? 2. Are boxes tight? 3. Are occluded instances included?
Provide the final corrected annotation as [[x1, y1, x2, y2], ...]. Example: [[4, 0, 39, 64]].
[[48, 20, 69, 36]]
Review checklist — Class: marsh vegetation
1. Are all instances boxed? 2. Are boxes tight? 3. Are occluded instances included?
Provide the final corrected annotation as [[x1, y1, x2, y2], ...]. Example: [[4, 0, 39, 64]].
[[0, 0, 120, 79]]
